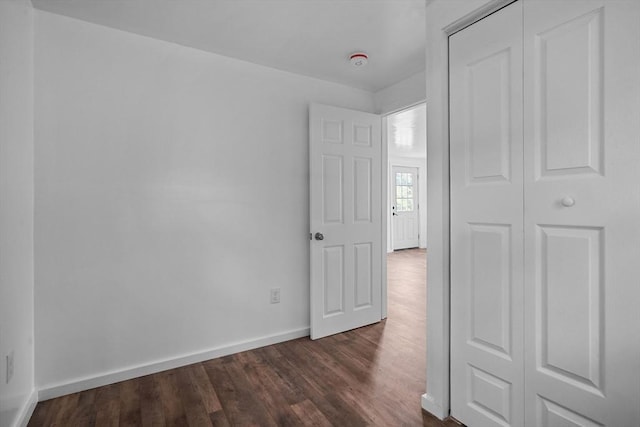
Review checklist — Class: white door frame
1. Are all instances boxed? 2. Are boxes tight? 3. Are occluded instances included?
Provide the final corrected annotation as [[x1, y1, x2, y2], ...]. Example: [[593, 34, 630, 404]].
[[423, 0, 516, 420]]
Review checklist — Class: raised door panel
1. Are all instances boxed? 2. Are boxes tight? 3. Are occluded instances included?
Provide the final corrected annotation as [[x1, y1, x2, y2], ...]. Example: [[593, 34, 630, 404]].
[[534, 8, 603, 178], [469, 224, 512, 359], [353, 243, 372, 309], [322, 119, 343, 144], [467, 49, 512, 184], [323, 246, 344, 316], [353, 157, 372, 223], [322, 155, 343, 224], [353, 124, 372, 147], [469, 365, 513, 427], [402, 217, 418, 244], [537, 397, 602, 427], [536, 226, 603, 394]]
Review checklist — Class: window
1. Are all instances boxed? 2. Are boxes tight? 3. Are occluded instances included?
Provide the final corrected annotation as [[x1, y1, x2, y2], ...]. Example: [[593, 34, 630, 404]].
[[395, 172, 414, 212]]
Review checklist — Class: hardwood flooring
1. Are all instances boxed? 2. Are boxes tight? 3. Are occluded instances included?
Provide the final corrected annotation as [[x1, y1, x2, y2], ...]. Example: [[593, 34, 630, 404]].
[[28, 248, 459, 426]]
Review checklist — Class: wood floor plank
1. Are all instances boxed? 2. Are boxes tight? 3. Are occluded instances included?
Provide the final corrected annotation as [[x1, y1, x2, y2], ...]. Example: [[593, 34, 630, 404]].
[[203, 357, 278, 427], [234, 351, 303, 426], [289, 399, 332, 427], [156, 370, 188, 427], [27, 399, 55, 427], [67, 388, 97, 426], [259, 345, 369, 427], [188, 364, 223, 415], [27, 249, 461, 427], [119, 379, 142, 427], [138, 375, 165, 427], [175, 366, 213, 427], [94, 384, 121, 427]]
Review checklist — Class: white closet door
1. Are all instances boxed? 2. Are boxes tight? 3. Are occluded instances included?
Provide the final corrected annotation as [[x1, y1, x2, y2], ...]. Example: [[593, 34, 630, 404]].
[[449, 2, 524, 426], [523, 1, 640, 425]]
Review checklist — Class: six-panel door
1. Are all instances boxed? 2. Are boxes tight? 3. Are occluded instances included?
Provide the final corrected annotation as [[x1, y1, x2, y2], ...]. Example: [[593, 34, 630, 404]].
[[309, 104, 383, 340]]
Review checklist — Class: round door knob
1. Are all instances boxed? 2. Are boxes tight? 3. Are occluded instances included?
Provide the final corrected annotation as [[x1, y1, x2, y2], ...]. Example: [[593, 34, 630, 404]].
[[314, 232, 324, 241], [561, 197, 575, 207]]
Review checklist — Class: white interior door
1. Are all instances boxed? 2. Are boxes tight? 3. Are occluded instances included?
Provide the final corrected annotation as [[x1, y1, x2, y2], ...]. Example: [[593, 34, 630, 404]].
[[392, 166, 420, 250], [523, 1, 640, 425], [309, 103, 382, 340], [450, 2, 525, 426]]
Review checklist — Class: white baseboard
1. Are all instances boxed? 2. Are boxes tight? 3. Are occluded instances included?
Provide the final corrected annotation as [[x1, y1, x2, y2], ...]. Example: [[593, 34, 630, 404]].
[[421, 393, 448, 420], [38, 327, 310, 401], [16, 388, 38, 427]]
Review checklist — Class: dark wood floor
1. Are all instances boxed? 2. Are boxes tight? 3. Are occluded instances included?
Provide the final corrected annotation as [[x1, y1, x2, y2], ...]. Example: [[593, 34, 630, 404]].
[[28, 248, 459, 426]]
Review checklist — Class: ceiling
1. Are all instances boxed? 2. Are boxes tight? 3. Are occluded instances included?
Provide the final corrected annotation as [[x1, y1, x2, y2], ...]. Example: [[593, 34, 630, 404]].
[[388, 103, 426, 159], [31, 0, 427, 92]]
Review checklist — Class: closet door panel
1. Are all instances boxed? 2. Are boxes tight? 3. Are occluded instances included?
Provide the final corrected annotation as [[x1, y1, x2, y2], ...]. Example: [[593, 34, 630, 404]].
[[449, 2, 524, 426], [524, 1, 640, 426]]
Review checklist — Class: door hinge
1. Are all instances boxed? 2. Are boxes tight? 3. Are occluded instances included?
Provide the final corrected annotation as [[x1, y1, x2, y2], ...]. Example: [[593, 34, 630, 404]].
[[310, 233, 312, 240]]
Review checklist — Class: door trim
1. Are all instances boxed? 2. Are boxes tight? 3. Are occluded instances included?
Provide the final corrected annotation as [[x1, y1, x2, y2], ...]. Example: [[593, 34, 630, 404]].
[[423, 0, 517, 420]]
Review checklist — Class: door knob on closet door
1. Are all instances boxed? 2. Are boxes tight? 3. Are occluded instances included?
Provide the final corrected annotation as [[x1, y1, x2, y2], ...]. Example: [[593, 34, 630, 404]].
[[314, 232, 324, 241], [561, 197, 575, 207]]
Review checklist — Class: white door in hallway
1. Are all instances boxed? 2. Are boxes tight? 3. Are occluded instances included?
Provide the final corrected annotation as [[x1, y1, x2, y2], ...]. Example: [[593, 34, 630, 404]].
[[450, 1, 640, 426], [392, 166, 420, 250], [309, 104, 383, 340]]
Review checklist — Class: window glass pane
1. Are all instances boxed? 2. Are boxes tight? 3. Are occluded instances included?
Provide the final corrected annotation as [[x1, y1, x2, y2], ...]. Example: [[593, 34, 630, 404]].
[[407, 200, 414, 211], [402, 200, 408, 211], [396, 173, 402, 185], [407, 187, 413, 199], [407, 174, 413, 185], [402, 173, 408, 185], [403, 186, 409, 198]]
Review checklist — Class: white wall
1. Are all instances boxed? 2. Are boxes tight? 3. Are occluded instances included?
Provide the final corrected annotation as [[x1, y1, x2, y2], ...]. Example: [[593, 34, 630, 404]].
[[34, 11, 375, 394], [0, 1, 36, 426], [374, 70, 426, 115]]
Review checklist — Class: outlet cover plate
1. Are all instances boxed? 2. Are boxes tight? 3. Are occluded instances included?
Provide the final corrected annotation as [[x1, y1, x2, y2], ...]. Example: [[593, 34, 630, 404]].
[[270, 288, 281, 304]]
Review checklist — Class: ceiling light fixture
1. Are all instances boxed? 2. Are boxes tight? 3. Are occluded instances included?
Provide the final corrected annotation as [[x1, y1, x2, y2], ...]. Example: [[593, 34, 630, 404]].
[[349, 52, 368, 68]]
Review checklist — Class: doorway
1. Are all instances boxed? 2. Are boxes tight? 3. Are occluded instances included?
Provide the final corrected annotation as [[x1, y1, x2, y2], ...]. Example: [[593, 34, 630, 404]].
[[386, 103, 427, 254], [384, 103, 427, 336]]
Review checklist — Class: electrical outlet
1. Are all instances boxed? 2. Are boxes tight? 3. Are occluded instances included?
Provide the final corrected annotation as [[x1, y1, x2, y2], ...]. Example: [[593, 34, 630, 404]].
[[6, 350, 14, 384], [270, 288, 281, 304]]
